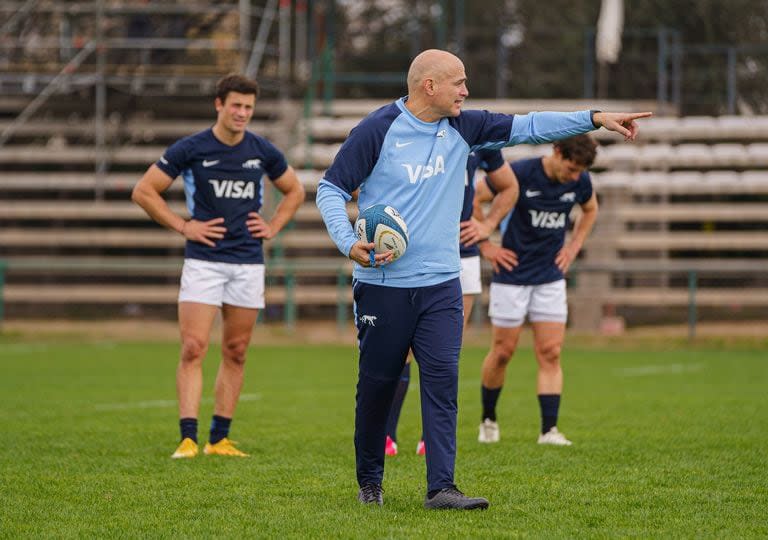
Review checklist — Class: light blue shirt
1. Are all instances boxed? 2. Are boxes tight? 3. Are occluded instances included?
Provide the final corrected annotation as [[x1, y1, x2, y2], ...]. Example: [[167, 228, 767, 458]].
[[317, 97, 596, 287]]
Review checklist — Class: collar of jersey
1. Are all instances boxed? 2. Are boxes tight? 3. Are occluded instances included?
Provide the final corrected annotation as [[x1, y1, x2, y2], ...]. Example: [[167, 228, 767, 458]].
[[208, 127, 248, 149], [396, 97, 444, 132]]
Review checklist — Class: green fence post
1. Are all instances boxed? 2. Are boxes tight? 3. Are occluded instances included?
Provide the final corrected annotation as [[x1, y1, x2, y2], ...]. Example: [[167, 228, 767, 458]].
[[0, 259, 6, 329], [688, 270, 697, 341], [322, 45, 335, 115], [336, 266, 347, 332], [285, 267, 296, 331]]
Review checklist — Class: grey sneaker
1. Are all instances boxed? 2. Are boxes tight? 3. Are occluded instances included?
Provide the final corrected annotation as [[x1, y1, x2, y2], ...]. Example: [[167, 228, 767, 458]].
[[478, 418, 500, 443], [424, 486, 489, 510], [358, 483, 384, 506], [537, 427, 572, 446]]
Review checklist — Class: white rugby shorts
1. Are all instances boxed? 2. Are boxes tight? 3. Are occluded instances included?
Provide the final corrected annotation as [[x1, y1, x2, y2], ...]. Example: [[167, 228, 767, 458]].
[[178, 258, 265, 309], [459, 255, 482, 295], [488, 279, 567, 328]]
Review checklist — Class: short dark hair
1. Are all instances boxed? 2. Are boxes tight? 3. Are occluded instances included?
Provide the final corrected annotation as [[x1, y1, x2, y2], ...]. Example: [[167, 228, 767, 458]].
[[553, 134, 598, 168], [215, 73, 260, 103]]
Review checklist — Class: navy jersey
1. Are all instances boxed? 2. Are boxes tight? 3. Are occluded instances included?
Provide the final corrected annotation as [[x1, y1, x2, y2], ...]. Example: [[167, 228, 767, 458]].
[[460, 149, 505, 258], [156, 128, 288, 264], [493, 157, 593, 285], [316, 97, 596, 288]]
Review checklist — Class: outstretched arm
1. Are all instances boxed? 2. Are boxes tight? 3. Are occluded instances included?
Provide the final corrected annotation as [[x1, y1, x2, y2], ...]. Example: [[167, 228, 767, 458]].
[[507, 110, 652, 146]]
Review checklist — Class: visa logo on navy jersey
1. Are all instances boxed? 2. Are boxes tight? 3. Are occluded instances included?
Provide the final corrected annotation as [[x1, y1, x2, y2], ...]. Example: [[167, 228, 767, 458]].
[[529, 210, 566, 229], [402, 155, 446, 184], [209, 179, 256, 199]]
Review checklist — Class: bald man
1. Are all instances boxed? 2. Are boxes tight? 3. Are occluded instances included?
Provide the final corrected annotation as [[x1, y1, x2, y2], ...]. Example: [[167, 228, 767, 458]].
[[317, 49, 650, 509]]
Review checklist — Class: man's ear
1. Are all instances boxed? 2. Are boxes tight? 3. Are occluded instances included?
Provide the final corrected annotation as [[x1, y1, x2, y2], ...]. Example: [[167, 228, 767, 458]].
[[214, 97, 223, 112], [425, 78, 436, 96]]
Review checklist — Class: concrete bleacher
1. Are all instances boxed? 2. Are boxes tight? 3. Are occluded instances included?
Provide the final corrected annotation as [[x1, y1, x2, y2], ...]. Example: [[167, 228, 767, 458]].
[[3, 95, 768, 328], [573, 165, 768, 329]]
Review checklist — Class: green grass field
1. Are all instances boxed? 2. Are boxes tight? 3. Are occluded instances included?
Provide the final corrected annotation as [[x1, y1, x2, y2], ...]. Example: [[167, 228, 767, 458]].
[[1, 335, 767, 538]]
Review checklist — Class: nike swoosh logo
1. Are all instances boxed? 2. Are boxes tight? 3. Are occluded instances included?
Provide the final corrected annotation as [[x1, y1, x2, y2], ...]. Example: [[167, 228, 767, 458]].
[[202, 160, 220, 167], [395, 141, 414, 148], [526, 190, 542, 197]]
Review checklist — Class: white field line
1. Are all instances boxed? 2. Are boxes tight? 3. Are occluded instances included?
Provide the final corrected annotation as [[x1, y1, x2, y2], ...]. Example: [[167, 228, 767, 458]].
[[1, 341, 119, 356], [95, 393, 261, 411], [614, 363, 705, 377], [0, 343, 54, 354]]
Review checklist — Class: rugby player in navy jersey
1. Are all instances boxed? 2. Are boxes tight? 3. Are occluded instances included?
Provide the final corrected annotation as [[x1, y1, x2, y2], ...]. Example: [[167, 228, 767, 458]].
[[132, 74, 305, 459], [316, 48, 649, 508], [476, 135, 598, 447], [384, 150, 518, 458], [460, 151, 520, 326]]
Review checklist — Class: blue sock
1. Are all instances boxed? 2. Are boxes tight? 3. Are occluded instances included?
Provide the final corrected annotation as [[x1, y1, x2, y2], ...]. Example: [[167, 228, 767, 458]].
[[209, 415, 232, 444], [481, 385, 502, 421], [538, 394, 561, 434], [180, 417, 198, 443], [385, 363, 410, 442]]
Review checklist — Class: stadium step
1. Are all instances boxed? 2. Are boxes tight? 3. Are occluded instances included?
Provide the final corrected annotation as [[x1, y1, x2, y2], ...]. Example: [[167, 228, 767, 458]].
[[3, 284, 351, 305]]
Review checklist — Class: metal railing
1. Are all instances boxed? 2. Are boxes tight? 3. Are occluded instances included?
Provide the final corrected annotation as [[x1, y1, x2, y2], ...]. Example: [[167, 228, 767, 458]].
[[0, 0, 315, 213], [3, 257, 766, 337], [0, 257, 353, 331], [567, 261, 768, 340]]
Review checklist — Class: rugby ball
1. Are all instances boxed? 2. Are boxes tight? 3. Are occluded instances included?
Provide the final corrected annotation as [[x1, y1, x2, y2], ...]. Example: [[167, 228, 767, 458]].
[[355, 204, 409, 262]]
